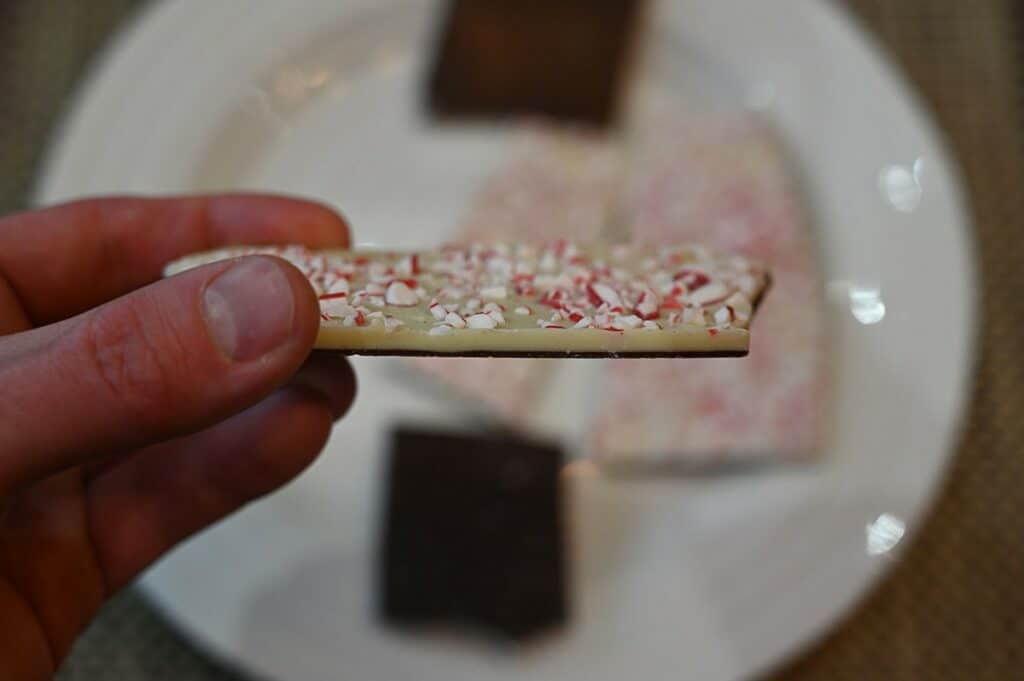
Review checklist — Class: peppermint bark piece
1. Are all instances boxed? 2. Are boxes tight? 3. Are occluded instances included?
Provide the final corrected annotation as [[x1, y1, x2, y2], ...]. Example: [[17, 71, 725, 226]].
[[165, 242, 770, 357], [591, 109, 830, 465]]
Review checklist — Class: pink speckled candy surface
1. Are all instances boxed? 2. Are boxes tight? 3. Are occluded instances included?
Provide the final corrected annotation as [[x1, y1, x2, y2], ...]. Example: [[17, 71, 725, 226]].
[[405, 109, 830, 464], [591, 109, 830, 464]]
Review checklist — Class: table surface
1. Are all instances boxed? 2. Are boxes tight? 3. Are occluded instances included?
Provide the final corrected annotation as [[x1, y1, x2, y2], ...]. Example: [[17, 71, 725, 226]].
[[1, 1, 1021, 679]]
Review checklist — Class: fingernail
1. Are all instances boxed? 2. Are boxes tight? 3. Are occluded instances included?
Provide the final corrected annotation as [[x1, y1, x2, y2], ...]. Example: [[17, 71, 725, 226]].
[[203, 257, 295, 362]]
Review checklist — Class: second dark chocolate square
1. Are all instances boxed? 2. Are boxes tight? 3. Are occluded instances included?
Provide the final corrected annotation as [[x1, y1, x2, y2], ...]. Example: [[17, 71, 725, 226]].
[[427, 0, 644, 127]]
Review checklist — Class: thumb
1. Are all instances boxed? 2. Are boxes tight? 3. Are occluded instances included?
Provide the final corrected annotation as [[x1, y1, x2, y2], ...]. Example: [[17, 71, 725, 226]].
[[0, 256, 321, 494]]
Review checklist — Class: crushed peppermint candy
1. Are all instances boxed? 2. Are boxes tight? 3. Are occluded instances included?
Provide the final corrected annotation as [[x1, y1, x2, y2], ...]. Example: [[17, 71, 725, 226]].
[[574, 316, 594, 329], [320, 298, 356, 319], [385, 281, 419, 306], [713, 306, 733, 326], [467, 313, 498, 329], [165, 243, 769, 349], [445, 311, 468, 329], [429, 302, 447, 321]]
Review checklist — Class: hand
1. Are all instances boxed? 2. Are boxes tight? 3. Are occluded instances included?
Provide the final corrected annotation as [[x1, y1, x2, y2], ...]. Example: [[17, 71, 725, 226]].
[[0, 195, 357, 679]]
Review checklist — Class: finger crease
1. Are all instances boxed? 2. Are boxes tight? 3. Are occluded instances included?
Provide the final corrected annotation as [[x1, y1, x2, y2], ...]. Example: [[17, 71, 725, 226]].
[[0, 270, 34, 334], [81, 476, 114, 600], [0, 579, 58, 676], [0, 544, 59, 673]]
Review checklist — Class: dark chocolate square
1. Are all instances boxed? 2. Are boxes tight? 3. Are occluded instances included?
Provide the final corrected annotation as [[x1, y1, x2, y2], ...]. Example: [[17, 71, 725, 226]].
[[378, 427, 567, 640], [427, 0, 645, 127]]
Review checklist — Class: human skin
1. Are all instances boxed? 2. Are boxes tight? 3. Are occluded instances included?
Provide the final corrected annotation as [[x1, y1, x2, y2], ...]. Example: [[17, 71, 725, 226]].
[[0, 195, 357, 679]]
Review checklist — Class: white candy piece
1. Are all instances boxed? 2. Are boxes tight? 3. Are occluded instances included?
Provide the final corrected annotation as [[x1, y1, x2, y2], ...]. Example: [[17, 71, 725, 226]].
[[725, 292, 753, 322], [320, 298, 356, 319], [634, 288, 659, 319], [688, 282, 730, 306], [589, 282, 623, 309], [615, 315, 644, 330], [385, 281, 419, 307], [445, 312, 467, 329], [467, 313, 498, 329]]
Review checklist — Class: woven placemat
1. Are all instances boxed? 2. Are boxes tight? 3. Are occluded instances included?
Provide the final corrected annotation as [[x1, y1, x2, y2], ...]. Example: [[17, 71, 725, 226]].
[[0, 1, 1019, 679]]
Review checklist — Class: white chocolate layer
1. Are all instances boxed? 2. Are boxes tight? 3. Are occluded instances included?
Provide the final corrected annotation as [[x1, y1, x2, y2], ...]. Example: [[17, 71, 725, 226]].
[[316, 324, 750, 355]]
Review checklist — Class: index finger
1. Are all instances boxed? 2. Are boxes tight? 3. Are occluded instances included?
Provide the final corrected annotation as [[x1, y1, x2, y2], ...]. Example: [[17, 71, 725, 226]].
[[0, 194, 350, 326]]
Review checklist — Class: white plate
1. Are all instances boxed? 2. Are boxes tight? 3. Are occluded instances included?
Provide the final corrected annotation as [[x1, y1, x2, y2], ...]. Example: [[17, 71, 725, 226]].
[[37, 1, 976, 679]]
